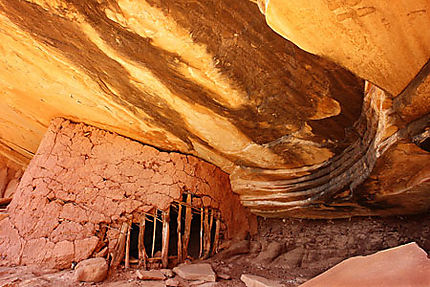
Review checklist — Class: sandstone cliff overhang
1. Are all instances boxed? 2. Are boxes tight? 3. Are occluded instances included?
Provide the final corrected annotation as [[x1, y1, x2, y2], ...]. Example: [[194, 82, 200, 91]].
[[0, 0, 429, 217]]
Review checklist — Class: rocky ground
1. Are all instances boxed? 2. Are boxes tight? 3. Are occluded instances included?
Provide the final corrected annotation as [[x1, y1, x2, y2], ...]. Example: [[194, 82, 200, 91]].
[[1, 212, 430, 286]]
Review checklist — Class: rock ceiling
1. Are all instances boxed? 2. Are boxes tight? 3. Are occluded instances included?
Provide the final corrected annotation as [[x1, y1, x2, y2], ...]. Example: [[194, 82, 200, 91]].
[[0, 0, 429, 217]]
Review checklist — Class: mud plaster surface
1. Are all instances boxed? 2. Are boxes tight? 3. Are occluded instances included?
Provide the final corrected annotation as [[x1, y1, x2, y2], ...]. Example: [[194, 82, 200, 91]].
[[0, 118, 254, 269]]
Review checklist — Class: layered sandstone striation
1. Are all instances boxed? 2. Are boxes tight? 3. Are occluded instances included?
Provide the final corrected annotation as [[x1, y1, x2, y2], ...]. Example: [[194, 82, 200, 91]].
[[0, 0, 363, 174], [0, 119, 254, 269], [233, 82, 430, 217]]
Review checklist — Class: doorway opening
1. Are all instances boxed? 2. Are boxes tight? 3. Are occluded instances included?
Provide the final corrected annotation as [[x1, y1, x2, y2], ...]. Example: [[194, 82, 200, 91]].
[[116, 192, 222, 269]]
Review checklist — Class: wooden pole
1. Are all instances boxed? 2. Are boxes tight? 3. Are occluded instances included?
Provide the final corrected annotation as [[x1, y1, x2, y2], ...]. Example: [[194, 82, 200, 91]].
[[209, 209, 214, 238], [125, 222, 131, 269], [182, 194, 192, 259], [111, 222, 129, 268], [177, 204, 183, 263], [161, 209, 170, 268], [199, 207, 204, 258], [203, 209, 212, 258], [138, 215, 147, 269], [151, 212, 157, 257], [212, 215, 221, 256]]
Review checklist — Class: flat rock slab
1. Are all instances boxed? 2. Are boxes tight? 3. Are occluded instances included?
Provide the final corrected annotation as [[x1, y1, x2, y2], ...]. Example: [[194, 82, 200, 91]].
[[241, 274, 284, 287], [165, 278, 179, 286], [74, 257, 108, 283], [300, 242, 430, 287], [197, 283, 219, 287], [105, 280, 166, 287], [173, 263, 216, 282], [137, 270, 166, 280], [218, 273, 231, 280]]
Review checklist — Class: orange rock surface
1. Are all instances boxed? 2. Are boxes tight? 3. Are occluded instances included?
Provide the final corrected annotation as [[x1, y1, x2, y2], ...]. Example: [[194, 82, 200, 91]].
[[300, 242, 430, 287]]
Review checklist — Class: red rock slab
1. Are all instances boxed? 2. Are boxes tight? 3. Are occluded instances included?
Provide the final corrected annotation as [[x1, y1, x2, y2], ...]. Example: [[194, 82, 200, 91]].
[[300, 242, 430, 287], [173, 263, 216, 282]]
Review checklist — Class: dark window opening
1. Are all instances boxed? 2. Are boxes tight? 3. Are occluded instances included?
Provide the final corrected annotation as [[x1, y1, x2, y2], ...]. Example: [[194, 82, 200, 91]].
[[413, 130, 430, 152], [129, 223, 140, 260], [418, 137, 430, 152], [123, 192, 221, 268], [168, 204, 180, 256], [144, 210, 163, 258], [209, 209, 217, 255], [188, 209, 201, 258]]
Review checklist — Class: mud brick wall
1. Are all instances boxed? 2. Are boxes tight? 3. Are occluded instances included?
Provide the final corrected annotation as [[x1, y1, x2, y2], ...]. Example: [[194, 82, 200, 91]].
[[0, 118, 254, 269]]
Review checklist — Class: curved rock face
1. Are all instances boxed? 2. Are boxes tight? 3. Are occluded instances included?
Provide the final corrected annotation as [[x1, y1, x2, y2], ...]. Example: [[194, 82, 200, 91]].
[[0, 0, 429, 218], [263, 0, 430, 96], [0, 0, 363, 173], [235, 0, 430, 217], [232, 80, 430, 217]]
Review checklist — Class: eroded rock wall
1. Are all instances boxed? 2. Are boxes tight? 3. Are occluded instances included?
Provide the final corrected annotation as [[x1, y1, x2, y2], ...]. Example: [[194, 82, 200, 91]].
[[0, 154, 22, 199], [0, 118, 255, 269]]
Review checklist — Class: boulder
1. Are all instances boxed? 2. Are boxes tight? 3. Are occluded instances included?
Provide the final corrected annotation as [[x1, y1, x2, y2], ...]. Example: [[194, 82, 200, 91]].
[[255, 242, 284, 264], [240, 274, 284, 287], [74, 257, 108, 283], [271, 246, 305, 268], [299, 242, 430, 287], [173, 263, 216, 282], [215, 240, 250, 259]]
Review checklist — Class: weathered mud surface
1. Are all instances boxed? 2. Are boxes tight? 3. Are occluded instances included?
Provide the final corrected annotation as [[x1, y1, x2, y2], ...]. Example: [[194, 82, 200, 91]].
[[0, 119, 254, 269]]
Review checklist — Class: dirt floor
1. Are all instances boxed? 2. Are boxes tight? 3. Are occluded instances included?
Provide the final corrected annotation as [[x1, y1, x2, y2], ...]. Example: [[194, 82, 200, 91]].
[[210, 212, 430, 286], [1, 212, 430, 286]]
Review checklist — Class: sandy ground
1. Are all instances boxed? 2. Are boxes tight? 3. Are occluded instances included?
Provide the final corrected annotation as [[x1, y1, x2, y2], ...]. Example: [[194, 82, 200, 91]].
[[1, 212, 429, 286]]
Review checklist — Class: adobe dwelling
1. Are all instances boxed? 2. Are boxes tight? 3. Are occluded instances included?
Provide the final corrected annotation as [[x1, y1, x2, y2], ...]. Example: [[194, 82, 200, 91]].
[[0, 119, 255, 269]]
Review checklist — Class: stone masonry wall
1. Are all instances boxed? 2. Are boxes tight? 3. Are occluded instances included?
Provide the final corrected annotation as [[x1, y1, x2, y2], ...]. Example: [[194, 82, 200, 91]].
[[0, 118, 254, 269]]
